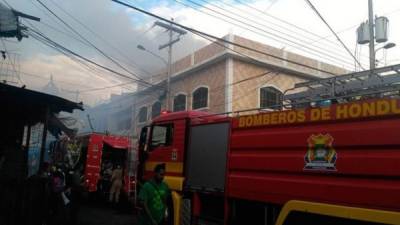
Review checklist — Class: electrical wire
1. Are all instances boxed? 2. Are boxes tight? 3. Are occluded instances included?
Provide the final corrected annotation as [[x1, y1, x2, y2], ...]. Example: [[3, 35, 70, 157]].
[[210, 72, 281, 109], [233, 0, 352, 50], [47, 0, 154, 77], [79, 81, 137, 93], [215, 0, 370, 65], [304, 0, 364, 70], [18, 70, 95, 88], [24, 21, 133, 89], [185, 0, 358, 68], [0, 38, 24, 84], [36, 20, 93, 48], [175, 0, 355, 69], [265, 0, 278, 11], [112, 0, 338, 76], [27, 0, 141, 86], [27, 27, 157, 88], [25, 22, 128, 88], [36, 0, 147, 82]]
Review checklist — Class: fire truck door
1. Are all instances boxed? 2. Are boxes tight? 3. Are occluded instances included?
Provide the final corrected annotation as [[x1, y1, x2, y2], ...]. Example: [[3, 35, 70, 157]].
[[185, 122, 230, 192]]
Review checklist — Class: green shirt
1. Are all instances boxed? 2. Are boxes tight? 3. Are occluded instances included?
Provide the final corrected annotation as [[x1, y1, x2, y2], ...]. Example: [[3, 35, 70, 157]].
[[138, 180, 171, 225]]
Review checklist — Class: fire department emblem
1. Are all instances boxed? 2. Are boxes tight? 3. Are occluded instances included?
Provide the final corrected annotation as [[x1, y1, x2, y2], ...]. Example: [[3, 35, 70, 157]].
[[304, 134, 337, 171]]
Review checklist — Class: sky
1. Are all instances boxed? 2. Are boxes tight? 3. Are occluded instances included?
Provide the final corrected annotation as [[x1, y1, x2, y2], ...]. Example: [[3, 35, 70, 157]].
[[1, 0, 400, 106]]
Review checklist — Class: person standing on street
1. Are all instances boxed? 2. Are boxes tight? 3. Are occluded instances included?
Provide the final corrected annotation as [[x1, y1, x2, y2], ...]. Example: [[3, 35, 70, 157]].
[[109, 164, 123, 204], [138, 163, 171, 225]]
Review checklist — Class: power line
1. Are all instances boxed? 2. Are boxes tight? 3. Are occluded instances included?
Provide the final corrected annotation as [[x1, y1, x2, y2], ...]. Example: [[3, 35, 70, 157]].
[[46, 0, 154, 77], [27, 0, 139, 87], [27, 27, 157, 87], [175, 0, 354, 69], [22, 3, 134, 87], [210, 72, 281, 109], [183, 0, 357, 69], [304, 0, 364, 70], [26, 0, 136, 91], [18, 70, 99, 88], [27, 0, 71, 34], [310, 6, 400, 47], [265, 0, 278, 11], [233, 0, 347, 49], [111, 0, 338, 76], [24, 21, 134, 90], [230, 0, 367, 65], [0, 38, 23, 84], [212, 0, 370, 64], [80, 81, 137, 93], [25, 22, 132, 90], [123, 29, 332, 107], [35, 0, 147, 83], [37, 20, 93, 48], [1, 0, 12, 9], [28, 30, 134, 85]]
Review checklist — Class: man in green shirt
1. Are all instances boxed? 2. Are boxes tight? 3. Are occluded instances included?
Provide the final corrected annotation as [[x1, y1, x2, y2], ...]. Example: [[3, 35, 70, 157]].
[[138, 163, 171, 225]]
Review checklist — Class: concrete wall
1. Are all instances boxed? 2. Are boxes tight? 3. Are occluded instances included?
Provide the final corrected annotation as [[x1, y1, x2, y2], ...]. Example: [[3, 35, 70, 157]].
[[232, 60, 306, 111]]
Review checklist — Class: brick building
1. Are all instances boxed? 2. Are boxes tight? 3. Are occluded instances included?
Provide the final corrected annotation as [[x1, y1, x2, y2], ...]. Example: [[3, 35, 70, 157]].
[[131, 34, 347, 135]]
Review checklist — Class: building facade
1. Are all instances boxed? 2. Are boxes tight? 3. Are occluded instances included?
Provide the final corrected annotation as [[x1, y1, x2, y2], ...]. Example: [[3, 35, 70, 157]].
[[131, 34, 347, 135], [82, 35, 347, 138]]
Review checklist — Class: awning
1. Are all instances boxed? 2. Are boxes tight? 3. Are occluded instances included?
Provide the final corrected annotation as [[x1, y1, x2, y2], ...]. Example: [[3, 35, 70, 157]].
[[0, 83, 82, 126], [103, 138, 129, 149]]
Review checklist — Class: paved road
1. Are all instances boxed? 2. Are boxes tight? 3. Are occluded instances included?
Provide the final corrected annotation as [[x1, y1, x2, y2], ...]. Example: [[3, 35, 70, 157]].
[[78, 203, 137, 225]]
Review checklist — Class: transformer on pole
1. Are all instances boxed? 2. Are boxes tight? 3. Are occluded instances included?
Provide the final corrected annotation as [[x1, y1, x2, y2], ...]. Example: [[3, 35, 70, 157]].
[[356, 0, 392, 71], [0, 3, 40, 41]]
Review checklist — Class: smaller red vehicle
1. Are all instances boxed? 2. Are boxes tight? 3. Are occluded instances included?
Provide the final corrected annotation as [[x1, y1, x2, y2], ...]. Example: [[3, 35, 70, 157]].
[[52, 133, 135, 197]]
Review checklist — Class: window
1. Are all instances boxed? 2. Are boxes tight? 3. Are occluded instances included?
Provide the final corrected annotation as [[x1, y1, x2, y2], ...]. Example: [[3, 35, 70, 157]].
[[192, 87, 208, 110], [260, 86, 282, 109], [150, 124, 174, 149], [151, 101, 161, 119], [138, 107, 148, 123], [173, 94, 187, 112]]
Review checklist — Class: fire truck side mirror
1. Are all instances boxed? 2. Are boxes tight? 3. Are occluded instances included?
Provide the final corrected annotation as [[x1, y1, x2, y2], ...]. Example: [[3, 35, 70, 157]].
[[139, 126, 149, 152]]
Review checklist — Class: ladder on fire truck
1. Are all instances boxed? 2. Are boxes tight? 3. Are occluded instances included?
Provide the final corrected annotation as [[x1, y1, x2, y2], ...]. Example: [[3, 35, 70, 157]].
[[284, 64, 400, 105]]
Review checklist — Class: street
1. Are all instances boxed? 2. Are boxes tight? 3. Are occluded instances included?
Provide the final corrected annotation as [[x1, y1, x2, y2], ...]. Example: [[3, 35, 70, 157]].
[[78, 203, 136, 225]]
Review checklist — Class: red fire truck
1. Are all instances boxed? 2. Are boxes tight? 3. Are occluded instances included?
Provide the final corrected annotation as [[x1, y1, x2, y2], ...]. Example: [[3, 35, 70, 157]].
[[53, 133, 135, 197], [137, 66, 400, 225]]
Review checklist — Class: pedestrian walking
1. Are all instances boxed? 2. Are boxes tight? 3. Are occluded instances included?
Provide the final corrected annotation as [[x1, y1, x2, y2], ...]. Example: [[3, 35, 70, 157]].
[[109, 164, 123, 204], [138, 163, 171, 225]]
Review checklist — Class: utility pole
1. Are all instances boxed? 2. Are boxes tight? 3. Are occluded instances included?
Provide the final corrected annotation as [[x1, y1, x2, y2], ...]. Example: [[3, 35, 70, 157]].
[[155, 19, 186, 110], [358, 0, 393, 71], [368, 0, 375, 71]]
